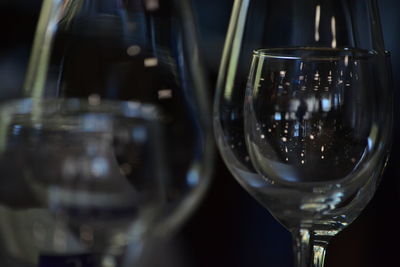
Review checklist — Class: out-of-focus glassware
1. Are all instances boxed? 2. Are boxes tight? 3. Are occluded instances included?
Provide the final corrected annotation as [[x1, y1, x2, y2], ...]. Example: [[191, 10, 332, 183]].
[[0, 98, 165, 267], [23, 0, 213, 238], [214, 0, 392, 266]]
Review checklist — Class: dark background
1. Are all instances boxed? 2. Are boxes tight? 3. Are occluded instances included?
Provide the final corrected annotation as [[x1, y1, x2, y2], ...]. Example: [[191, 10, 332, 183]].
[[0, 0, 399, 266]]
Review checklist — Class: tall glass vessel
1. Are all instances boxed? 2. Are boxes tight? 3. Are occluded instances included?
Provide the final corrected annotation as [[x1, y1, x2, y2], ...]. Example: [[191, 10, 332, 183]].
[[214, 0, 392, 266], [24, 0, 213, 235], [0, 0, 214, 266]]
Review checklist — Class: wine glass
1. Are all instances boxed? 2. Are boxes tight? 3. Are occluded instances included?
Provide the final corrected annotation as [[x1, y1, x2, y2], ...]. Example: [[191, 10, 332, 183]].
[[23, 0, 214, 238], [245, 47, 391, 265], [0, 98, 166, 267], [214, 0, 392, 266]]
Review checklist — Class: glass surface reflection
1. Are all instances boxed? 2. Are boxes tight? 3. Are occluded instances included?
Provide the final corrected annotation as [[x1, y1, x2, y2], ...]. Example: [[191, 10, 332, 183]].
[[246, 48, 373, 184]]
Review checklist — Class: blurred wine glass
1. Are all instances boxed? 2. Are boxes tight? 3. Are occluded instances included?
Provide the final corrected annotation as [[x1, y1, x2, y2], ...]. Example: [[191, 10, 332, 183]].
[[23, 0, 213, 240], [214, 0, 392, 266], [0, 98, 166, 267]]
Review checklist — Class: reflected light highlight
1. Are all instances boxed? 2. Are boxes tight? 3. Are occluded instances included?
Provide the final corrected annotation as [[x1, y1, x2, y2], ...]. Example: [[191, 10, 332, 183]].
[[315, 5, 321, 42], [331, 16, 337, 48]]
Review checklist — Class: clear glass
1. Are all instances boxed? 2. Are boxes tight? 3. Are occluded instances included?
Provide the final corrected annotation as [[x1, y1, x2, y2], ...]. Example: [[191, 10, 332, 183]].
[[214, 0, 392, 266], [23, 0, 214, 238], [0, 98, 165, 267]]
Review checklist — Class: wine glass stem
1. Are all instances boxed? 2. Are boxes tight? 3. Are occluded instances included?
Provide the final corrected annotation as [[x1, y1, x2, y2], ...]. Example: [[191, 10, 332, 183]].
[[292, 229, 330, 267]]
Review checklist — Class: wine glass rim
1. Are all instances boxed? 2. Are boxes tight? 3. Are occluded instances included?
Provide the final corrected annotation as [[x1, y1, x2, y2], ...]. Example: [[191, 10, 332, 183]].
[[0, 98, 162, 121], [253, 47, 378, 60]]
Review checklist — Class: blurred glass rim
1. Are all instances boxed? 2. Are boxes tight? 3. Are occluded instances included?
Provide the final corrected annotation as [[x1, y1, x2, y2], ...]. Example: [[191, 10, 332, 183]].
[[0, 98, 163, 121], [253, 47, 379, 61]]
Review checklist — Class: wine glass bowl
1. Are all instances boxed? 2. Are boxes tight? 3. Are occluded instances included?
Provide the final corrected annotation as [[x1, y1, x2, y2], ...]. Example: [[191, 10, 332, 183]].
[[244, 47, 388, 231], [0, 98, 165, 266]]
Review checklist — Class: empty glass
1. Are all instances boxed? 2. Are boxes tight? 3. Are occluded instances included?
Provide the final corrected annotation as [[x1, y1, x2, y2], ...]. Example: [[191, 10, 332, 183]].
[[0, 98, 165, 266], [24, 0, 214, 238], [214, 0, 392, 266]]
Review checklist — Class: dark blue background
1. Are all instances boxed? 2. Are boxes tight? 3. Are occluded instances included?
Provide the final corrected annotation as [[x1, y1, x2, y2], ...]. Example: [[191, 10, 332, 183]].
[[0, 1, 399, 266]]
